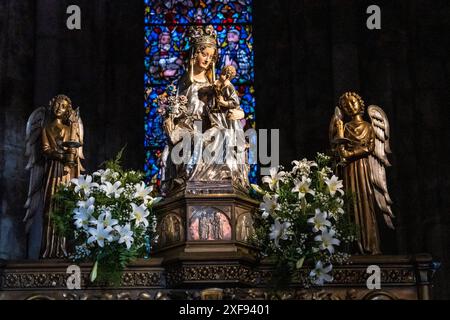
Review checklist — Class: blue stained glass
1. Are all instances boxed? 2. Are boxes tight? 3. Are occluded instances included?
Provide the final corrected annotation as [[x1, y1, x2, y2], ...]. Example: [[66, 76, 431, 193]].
[[145, 0, 253, 25], [216, 25, 254, 84], [249, 164, 258, 184], [145, 149, 163, 182], [235, 85, 256, 131], [145, 86, 167, 147]]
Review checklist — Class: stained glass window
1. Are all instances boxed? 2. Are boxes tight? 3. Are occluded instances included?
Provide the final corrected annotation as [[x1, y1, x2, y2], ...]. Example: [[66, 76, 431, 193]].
[[144, 0, 256, 186]]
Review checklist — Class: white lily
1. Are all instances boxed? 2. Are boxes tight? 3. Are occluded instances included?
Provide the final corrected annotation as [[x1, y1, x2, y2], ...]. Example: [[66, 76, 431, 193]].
[[133, 181, 153, 203], [291, 159, 317, 176], [325, 175, 344, 197], [87, 224, 113, 247], [262, 167, 286, 191], [114, 223, 134, 249], [259, 194, 280, 219], [307, 208, 332, 233], [93, 168, 119, 183], [71, 175, 99, 195], [147, 196, 162, 206], [318, 167, 331, 180], [329, 206, 345, 219], [130, 203, 150, 227], [314, 228, 340, 254], [73, 206, 94, 230], [292, 176, 315, 199], [101, 181, 124, 199], [77, 197, 95, 210], [93, 169, 108, 182], [309, 261, 333, 285], [269, 219, 291, 248], [95, 210, 118, 229]]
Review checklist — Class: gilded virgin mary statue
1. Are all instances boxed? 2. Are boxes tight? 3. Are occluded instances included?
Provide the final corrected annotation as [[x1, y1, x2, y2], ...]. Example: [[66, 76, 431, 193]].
[[330, 92, 394, 254], [24, 95, 84, 259], [159, 25, 249, 196]]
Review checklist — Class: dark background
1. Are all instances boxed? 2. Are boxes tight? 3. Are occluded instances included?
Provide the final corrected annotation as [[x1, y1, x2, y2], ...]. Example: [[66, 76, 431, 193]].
[[0, 0, 449, 298]]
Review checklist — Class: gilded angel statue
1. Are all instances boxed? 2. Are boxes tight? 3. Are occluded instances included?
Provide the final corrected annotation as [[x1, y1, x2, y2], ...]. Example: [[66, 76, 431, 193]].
[[24, 94, 84, 259], [330, 92, 394, 254]]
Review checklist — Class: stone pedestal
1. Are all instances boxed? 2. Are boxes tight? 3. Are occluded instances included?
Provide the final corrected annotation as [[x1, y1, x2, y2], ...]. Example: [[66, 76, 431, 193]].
[[154, 183, 260, 269]]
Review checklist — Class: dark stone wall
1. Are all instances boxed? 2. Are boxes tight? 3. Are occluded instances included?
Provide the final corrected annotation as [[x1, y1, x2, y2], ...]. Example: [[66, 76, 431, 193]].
[[32, 0, 144, 171], [0, 0, 36, 260], [0, 0, 449, 298]]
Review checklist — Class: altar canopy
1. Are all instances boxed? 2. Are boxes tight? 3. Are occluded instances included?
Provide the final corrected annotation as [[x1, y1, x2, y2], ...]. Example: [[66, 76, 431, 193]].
[[144, 0, 257, 186]]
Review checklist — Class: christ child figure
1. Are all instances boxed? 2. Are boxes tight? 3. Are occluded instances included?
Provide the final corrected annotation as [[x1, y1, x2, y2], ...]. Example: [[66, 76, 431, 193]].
[[214, 65, 240, 112]]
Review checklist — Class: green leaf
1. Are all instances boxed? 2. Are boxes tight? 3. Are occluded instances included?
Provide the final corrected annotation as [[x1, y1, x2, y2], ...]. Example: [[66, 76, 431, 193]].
[[90, 260, 98, 282], [296, 256, 305, 269], [115, 144, 127, 163]]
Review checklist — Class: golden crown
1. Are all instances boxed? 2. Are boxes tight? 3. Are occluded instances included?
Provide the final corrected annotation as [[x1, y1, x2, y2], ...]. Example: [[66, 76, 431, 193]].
[[189, 25, 217, 48]]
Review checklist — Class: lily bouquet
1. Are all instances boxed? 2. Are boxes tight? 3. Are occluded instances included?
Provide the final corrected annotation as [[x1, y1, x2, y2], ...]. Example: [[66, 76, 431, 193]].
[[251, 153, 355, 286], [53, 154, 160, 284]]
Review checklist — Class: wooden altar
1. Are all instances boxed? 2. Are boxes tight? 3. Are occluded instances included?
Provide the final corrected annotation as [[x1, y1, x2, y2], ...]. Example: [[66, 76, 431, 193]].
[[0, 253, 436, 300]]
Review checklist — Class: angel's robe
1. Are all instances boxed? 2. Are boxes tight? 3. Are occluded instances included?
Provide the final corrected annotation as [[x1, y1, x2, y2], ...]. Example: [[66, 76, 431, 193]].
[[340, 119, 381, 254], [40, 120, 81, 258]]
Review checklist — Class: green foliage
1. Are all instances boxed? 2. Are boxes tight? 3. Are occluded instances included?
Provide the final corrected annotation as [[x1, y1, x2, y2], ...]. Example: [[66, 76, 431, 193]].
[[101, 144, 127, 174], [52, 185, 79, 238]]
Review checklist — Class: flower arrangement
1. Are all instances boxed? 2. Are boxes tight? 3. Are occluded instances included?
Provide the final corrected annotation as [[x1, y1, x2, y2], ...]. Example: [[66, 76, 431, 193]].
[[156, 83, 188, 117], [251, 153, 356, 286], [53, 150, 160, 284]]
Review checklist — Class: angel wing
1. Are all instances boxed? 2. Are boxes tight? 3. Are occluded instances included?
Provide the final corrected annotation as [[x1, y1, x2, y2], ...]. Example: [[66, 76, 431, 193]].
[[367, 105, 394, 229], [74, 107, 85, 171], [23, 106, 48, 233], [329, 106, 343, 144]]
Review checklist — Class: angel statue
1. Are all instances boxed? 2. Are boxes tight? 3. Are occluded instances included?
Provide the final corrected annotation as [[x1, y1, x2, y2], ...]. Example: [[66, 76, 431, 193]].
[[329, 91, 394, 255], [24, 94, 84, 259]]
